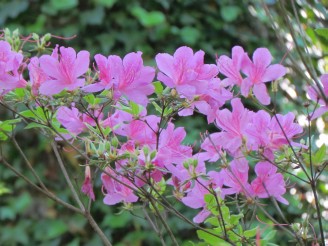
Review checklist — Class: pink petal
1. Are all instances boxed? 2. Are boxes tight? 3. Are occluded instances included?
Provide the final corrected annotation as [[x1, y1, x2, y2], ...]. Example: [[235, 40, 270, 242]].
[[83, 83, 106, 93], [193, 208, 211, 223], [253, 83, 270, 105], [253, 48, 272, 68], [262, 64, 286, 82], [74, 50, 90, 77], [103, 194, 123, 205], [39, 80, 66, 95], [155, 53, 174, 77], [241, 78, 252, 96], [174, 46, 193, 61], [39, 55, 61, 79]]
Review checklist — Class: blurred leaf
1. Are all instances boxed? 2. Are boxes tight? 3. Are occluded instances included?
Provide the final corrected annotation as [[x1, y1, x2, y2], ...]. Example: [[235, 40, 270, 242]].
[[24, 122, 49, 130], [131, 6, 165, 27], [315, 28, 328, 40], [0, 182, 11, 196], [50, 0, 77, 11], [244, 226, 258, 238], [263, 230, 277, 241], [197, 230, 230, 245], [180, 26, 201, 45], [0, 207, 16, 220], [220, 6, 241, 22], [46, 220, 69, 239], [313, 144, 326, 165], [95, 0, 117, 8], [153, 81, 163, 95], [102, 211, 131, 229], [80, 6, 105, 26], [0, 0, 29, 25]]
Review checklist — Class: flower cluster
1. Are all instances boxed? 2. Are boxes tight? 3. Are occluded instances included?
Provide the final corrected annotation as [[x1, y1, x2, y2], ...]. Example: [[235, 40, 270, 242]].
[[1, 40, 312, 225]]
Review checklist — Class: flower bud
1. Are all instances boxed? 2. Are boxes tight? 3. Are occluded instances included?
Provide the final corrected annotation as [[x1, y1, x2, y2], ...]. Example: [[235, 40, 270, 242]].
[[43, 33, 51, 42], [32, 33, 39, 40], [150, 150, 157, 160], [111, 136, 119, 148]]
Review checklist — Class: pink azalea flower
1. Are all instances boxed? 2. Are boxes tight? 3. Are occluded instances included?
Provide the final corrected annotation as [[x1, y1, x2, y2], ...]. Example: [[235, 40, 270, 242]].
[[81, 166, 95, 201], [308, 74, 328, 119], [181, 181, 211, 223], [199, 133, 223, 162], [241, 48, 286, 105], [251, 161, 288, 204], [166, 156, 206, 195], [215, 98, 254, 155], [156, 122, 192, 166], [246, 110, 303, 152], [102, 108, 135, 136], [101, 167, 138, 205], [84, 52, 155, 106], [269, 112, 303, 149], [220, 158, 251, 197], [178, 78, 233, 123], [0, 41, 26, 93], [39, 46, 90, 95], [28, 57, 47, 95], [217, 46, 246, 86], [83, 54, 119, 93], [245, 110, 272, 150], [156, 46, 218, 99], [123, 115, 160, 148], [56, 106, 86, 136]]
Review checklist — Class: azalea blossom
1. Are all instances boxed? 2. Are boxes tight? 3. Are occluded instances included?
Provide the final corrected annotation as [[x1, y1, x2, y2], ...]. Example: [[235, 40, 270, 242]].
[[156, 46, 218, 99], [241, 48, 286, 105], [181, 181, 211, 223], [81, 166, 95, 201], [101, 167, 138, 205], [39, 46, 90, 95], [217, 45, 246, 86], [84, 52, 155, 106], [220, 158, 251, 197], [215, 98, 254, 155], [56, 106, 91, 136], [0, 41, 26, 94], [156, 122, 192, 166], [28, 57, 47, 95], [308, 74, 328, 119], [251, 161, 288, 204]]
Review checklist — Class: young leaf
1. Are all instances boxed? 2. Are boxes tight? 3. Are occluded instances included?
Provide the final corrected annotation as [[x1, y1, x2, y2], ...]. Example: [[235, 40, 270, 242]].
[[197, 230, 230, 246], [313, 144, 326, 166], [153, 81, 163, 95], [244, 226, 258, 238], [315, 28, 328, 40]]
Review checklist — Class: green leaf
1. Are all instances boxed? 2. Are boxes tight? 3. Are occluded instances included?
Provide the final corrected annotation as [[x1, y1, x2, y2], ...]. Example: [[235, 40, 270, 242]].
[[313, 144, 326, 165], [50, 0, 77, 11], [205, 217, 220, 226], [230, 214, 243, 225], [0, 182, 11, 196], [24, 122, 49, 130], [244, 226, 258, 238], [180, 26, 201, 45], [102, 212, 131, 229], [197, 230, 230, 246], [153, 81, 163, 95], [95, 0, 117, 8], [263, 230, 277, 241], [315, 28, 328, 40], [220, 6, 241, 22], [131, 6, 165, 27], [152, 101, 163, 114], [45, 220, 69, 239], [14, 88, 27, 99]]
